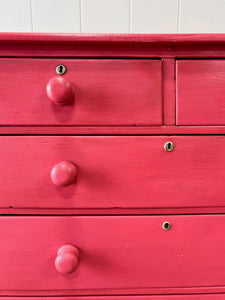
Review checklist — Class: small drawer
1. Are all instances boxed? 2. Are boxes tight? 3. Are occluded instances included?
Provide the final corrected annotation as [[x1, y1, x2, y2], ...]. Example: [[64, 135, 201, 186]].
[[176, 59, 225, 125], [1, 135, 225, 210], [0, 215, 225, 294], [0, 58, 162, 126]]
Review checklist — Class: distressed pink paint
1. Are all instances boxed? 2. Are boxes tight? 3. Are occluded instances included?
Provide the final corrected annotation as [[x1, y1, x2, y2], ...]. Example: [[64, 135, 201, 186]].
[[46, 76, 75, 106], [0, 135, 225, 209], [0, 215, 225, 294], [177, 60, 225, 125], [51, 161, 78, 187], [0, 34, 225, 298], [0, 58, 162, 126], [55, 245, 79, 274]]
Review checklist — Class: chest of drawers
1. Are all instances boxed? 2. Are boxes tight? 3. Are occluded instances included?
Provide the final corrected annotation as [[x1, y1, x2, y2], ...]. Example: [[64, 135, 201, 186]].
[[1, 33, 225, 300]]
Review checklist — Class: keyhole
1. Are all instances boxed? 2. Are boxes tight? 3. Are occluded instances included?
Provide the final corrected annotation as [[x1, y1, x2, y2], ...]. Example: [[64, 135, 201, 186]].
[[56, 64, 67, 75], [162, 221, 171, 230], [164, 141, 174, 152]]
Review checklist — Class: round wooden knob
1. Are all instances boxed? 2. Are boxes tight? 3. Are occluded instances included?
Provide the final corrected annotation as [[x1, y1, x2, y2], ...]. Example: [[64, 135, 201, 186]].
[[51, 161, 77, 186], [46, 76, 74, 105], [55, 245, 79, 274]]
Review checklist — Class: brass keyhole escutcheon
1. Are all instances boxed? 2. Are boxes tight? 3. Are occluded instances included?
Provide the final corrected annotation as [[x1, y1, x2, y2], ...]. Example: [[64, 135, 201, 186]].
[[56, 64, 67, 75], [164, 141, 174, 152], [162, 221, 171, 231]]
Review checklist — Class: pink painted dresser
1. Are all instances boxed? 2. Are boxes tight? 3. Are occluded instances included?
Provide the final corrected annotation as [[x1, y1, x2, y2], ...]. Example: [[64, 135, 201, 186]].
[[1, 33, 225, 300]]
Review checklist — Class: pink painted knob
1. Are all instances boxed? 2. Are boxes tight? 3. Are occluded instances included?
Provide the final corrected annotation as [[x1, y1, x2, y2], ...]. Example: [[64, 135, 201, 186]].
[[55, 245, 79, 274], [46, 76, 74, 105], [51, 161, 77, 186]]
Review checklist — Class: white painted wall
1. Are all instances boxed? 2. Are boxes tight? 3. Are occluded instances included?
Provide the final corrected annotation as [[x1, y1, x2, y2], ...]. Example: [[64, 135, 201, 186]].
[[0, 0, 224, 33]]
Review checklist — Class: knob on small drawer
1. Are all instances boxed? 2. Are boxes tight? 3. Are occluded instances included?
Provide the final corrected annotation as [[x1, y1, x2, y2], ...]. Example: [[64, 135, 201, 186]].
[[46, 76, 74, 105], [51, 161, 77, 186], [55, 245, 79, 274]]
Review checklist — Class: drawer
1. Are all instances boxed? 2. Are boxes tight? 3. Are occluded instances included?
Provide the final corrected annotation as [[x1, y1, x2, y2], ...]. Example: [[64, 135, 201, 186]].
[[1, 135, 225, 209], [176, 60, 225, 125], [0, 58, 162, 126], [0, 215, 225, 294]]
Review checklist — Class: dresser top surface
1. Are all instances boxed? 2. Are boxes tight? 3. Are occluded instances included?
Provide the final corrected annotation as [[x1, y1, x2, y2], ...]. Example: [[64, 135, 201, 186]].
[[0, 33, 225, 45]]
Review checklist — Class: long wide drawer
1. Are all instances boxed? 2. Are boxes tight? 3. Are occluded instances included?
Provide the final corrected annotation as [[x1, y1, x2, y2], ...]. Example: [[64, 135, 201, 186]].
[[0, 136, 225, 209], [0, 215, 225, 294], [0, 58, 162, 126]]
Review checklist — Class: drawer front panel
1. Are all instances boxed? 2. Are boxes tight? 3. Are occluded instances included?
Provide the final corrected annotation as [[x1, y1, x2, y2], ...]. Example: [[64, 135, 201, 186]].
[[176, 60, 225, 125], [0, 215, 225, 293], [0, 58, 162, 126], [1, 135, 225, 209]]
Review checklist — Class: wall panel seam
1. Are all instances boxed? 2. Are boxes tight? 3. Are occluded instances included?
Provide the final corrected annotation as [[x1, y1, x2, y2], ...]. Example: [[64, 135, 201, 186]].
[[29, 0, 34, 32]]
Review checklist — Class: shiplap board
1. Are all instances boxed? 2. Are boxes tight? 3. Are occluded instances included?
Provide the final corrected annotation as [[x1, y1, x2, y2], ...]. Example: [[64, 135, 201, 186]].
[[0, 0, 32, 32], [81, 0, 129, 33], [179, 0, 225, 33], [131, 0, 179, 33], [31, 0, 80, 33], [0, 0, 225, 34]]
